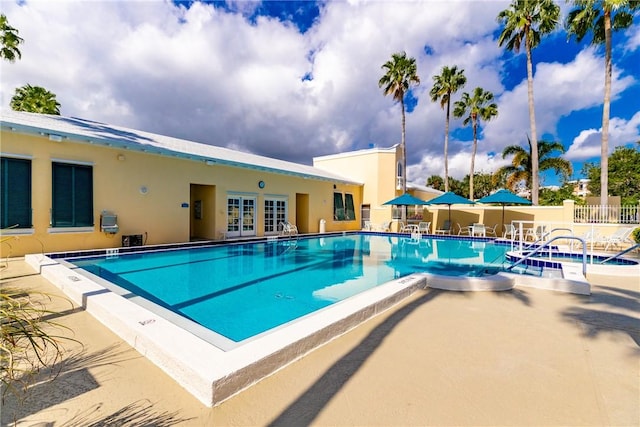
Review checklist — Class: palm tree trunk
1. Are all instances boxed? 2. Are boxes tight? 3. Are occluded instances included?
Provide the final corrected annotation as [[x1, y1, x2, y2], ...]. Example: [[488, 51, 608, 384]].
[[401, 98, 407, 195], [444, 96, 450, 192], [526, 34, 539, 205], [401, 98, 407, 222], [470, 117, 478, 200], [601, 10, 612, 207]]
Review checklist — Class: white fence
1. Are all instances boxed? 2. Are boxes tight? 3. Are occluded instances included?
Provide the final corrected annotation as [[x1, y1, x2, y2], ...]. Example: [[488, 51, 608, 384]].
[[574, 204, 640, 224]]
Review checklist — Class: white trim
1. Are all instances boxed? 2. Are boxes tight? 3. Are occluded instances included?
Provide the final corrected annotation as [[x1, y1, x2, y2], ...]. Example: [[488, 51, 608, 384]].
[[48, 226, 95, 234], [0, 152, 34, 160], [51, 158, 94, 166], [1, 228, 34, 236]]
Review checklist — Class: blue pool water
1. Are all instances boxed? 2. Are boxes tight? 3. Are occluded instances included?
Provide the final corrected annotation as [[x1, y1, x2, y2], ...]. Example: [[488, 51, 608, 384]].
[[69, 234, 509, 342]]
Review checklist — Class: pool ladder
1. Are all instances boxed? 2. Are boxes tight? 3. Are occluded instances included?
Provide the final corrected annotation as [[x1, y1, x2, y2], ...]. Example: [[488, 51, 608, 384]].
[[506, 236, 587, 276]]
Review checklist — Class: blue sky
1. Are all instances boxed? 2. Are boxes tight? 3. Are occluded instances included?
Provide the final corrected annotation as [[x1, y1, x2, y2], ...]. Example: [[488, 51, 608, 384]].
[[1, 0, 639, 187]]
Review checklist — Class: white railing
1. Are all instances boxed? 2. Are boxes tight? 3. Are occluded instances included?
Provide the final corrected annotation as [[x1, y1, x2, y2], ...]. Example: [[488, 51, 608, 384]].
[[574, 204, 640, 224]]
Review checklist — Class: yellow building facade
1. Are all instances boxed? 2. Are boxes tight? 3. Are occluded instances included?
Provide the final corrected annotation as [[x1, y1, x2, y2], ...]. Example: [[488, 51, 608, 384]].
[[0, 111, 363, 257]]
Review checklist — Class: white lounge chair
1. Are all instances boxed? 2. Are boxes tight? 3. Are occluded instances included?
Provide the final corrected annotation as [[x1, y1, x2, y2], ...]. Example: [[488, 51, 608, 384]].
[[598, 227, 634, 251]]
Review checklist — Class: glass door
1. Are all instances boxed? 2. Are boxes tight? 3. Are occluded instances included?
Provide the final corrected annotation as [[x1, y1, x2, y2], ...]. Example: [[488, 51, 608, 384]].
[[264, 198, 287, 235], [227, 196, 256, 237]]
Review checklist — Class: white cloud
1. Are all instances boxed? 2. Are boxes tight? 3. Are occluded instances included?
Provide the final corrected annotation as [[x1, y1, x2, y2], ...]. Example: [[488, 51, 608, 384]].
[[565, 111, 640, 160], [0, 0, 636, 184]]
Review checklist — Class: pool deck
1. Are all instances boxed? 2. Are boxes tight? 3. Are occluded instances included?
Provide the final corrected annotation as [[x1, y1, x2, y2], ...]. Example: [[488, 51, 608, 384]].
[[2, 256, 639, 426]]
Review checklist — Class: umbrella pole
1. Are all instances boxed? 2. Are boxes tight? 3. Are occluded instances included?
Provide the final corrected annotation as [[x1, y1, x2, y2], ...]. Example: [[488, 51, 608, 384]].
[[501, 205, 505, 237]]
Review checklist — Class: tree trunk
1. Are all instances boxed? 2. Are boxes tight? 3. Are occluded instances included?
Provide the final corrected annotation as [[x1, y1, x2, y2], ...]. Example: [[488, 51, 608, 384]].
[[526, 33, 539, 205], [444, 95, 450, 192], [601, 10, 612, 207], [470, 116, 478, 200], [401, 98, 407, 223], [401, 98, 407, 194]]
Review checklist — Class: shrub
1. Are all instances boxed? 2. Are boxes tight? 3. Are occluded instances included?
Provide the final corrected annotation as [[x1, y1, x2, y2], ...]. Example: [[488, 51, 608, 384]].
[[632, 227, 640, 244]]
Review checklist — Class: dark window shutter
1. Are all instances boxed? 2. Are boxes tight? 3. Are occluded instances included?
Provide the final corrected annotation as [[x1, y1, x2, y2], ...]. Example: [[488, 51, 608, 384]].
[[1, 158, 32, 228]]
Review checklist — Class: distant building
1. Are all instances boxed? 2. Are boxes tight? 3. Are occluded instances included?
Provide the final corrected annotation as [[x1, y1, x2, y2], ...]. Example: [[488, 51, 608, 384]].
[[568, 179, 590, 198]]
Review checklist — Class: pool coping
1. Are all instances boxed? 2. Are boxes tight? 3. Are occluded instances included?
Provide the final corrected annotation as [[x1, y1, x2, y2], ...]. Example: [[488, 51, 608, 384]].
[[25, 251, 425, 406]]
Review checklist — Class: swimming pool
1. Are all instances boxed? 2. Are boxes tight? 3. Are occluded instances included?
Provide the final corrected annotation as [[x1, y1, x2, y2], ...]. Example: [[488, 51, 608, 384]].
[[67, 234, 510, 345]]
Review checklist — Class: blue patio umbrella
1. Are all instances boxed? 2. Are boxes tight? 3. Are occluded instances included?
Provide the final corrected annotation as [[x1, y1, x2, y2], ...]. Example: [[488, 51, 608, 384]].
[[424, 192, 475, 225], [477, 189, 531, 235], [383, 193, 428, 223], [382, 193, 429, 206]]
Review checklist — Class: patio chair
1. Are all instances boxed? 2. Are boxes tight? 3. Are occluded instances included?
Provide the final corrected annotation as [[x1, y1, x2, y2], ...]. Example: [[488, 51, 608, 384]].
[[279, 221, 298, 236], [503, 224, 518, 240], [379, 221, 392, 232], [457, 222, 470, 236], [598, 227, 634, 251], [471, 223, 486, 237], [418, 222, 431, 234], [484, 224, 498, 237], [525, 225, 547, 242], [435, 220, 451, 235]]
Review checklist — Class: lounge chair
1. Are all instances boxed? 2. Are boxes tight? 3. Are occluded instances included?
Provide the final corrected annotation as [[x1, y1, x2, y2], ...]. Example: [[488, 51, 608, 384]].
[[598, 227, 634, 251]]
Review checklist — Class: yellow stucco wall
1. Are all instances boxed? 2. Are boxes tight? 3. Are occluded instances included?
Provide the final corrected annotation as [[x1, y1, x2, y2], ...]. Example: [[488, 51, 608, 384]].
[[1, 130, 362, 257]]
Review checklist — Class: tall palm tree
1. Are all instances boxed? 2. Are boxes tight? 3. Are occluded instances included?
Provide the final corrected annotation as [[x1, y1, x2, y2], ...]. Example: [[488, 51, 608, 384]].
[[0, 14, 23, 62], [497, 0, 560, 205], [566, 0, 638, 207], [453, 87, 498, 199], [497, 137, 573, 194], [379, 51, 420, 194], [429, 65, 466, 192], [10, 84, 61, 115]]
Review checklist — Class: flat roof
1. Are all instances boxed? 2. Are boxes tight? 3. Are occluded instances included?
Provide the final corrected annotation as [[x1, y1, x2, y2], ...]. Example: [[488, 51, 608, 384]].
[[0, 110, 362, 185]]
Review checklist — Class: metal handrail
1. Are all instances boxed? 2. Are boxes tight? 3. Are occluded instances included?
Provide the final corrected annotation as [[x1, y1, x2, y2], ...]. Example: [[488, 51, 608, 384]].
[[599, 243, 640, 264], [524, 227, 574, 249], [507, 236, 587, 276]]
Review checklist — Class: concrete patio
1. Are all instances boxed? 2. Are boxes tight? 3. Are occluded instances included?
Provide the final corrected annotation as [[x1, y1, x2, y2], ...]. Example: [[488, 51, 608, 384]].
[[1, 257, 638, 426]]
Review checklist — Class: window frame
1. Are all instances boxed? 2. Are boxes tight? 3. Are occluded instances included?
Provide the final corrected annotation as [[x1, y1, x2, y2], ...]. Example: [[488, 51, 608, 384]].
[[51, 161, 94, 229]]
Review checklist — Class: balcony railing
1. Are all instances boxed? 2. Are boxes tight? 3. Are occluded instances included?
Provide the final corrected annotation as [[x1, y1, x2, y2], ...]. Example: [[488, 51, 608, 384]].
[[574, 204, 640, 224]]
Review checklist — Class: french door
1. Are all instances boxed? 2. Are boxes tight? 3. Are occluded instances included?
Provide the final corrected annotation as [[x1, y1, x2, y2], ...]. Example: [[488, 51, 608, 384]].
[[227, 195, 256, 238], [264, 198, 287, 235]]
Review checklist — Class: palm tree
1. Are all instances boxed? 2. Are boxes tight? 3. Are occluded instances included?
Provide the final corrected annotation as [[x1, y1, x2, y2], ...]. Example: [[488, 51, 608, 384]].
[[10, 84, 61, 115], [379, 51, 420, 194], [497, 0, 560, 205], [429, 65, 466, 192], [566, 0, 638, 207], [453, 87, 498, 199], [497, 138, 573, 194], [0, 14, 23, 62]]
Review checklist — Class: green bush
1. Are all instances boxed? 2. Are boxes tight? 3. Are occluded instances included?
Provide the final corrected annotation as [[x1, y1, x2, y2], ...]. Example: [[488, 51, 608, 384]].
[[632, 227, 640, 244]]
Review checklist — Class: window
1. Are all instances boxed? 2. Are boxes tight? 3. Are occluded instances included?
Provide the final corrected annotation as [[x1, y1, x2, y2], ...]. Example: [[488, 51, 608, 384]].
[[333, 192, 356, 221], [52, 162, 93, 227], [344, 194, 355, 220], [333, 192, 345, 220], [1, 157, 32, 229]]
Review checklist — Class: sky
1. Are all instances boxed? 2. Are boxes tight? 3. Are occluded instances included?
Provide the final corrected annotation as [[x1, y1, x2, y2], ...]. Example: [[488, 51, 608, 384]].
[[1, 0, 639, 187]]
